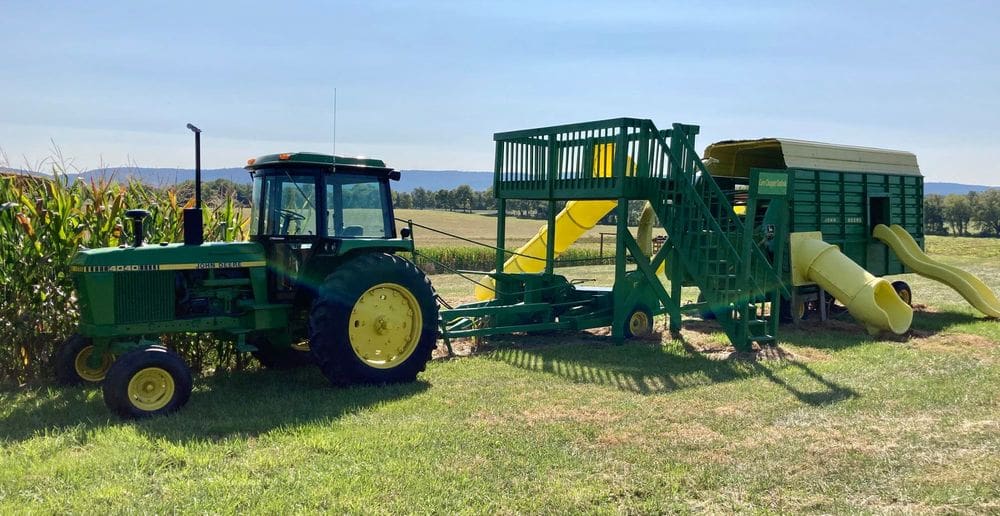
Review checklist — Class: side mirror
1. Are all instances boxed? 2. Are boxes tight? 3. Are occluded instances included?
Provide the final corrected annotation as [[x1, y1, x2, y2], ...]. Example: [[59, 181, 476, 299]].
[[400, 227, 412, 239]]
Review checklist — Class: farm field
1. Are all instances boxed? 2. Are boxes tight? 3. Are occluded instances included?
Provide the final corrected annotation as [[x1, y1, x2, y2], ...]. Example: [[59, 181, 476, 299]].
[[395, 208, 666, 251], [1, 234, 999, 512]]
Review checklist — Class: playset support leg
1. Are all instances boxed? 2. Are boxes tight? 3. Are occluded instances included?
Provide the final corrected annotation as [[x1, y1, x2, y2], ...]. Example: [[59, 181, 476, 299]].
[[611, 198, 629, 343]]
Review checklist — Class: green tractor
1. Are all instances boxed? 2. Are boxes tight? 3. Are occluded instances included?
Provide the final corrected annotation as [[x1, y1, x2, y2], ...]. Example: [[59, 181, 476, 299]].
[[55, 125, 439, 418]]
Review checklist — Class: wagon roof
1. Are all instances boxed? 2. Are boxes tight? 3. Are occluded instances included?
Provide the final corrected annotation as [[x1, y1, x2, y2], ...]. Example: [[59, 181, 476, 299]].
[[703, 138, 921, 178]]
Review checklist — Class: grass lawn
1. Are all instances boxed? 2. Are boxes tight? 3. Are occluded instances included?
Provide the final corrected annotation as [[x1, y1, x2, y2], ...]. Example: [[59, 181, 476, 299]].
[[1, 236, 999, 512]]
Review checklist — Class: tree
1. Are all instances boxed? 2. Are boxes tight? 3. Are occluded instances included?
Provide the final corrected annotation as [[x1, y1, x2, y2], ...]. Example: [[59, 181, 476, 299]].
[[392, 191, 413, 209], [411, 188, 432, 209], [923, 194, 947, 234], [973, 189, 1000, 236], [434, 189, 452, 211], [453, 185, 475, 213], [943, 194, 974, 236]]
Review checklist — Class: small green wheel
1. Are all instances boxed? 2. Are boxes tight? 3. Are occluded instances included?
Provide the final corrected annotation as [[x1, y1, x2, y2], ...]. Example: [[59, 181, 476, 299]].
[[625, 306, 654, 339], [54, 334, 112, 385], [696, 293, 716, 320], [102, 346, 192, 419], [891, 280, 913, 306]]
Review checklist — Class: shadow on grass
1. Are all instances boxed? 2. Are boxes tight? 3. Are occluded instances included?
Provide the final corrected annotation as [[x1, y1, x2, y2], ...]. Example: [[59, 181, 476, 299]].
[[482, 330, 857, 406], [909, 309, 987, 333], [0, 368, 429, 444]]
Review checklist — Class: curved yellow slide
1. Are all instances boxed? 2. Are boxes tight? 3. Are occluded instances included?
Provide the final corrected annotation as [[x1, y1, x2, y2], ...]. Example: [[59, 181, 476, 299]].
[[474, 200, 617, 300], [791, 232, 912, 334], [874, 224, 1000, 318]]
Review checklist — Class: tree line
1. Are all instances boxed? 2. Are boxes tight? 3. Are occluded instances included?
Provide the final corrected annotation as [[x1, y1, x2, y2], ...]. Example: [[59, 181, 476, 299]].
[[924, 191, 1000, 237], [393, 186, 648, 225]]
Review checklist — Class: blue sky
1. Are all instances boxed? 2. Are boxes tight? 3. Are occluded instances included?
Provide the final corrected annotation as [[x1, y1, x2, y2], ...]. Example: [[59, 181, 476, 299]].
[[1, 0, 998, 184]]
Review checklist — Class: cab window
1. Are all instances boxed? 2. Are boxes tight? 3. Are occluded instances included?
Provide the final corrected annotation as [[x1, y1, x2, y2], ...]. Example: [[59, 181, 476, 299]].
[[326, 174, 391, 238], [256, 173, 318, 236]]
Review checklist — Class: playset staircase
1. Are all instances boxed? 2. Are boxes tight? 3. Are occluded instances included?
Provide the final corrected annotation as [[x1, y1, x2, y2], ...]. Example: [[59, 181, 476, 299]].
[[651, 124, 787, 351]]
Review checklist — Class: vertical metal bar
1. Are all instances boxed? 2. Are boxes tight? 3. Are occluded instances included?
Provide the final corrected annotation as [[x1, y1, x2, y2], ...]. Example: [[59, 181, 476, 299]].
[[612, 198, 629, 343], [496, 198, 507, 273], [545, 199, 557, 275]]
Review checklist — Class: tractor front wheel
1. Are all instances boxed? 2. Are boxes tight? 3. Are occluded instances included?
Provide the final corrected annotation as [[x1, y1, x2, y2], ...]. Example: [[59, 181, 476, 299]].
[[54, 334, 112, 385], [309, 253, 439, 386], [102, 346, 192, 419]]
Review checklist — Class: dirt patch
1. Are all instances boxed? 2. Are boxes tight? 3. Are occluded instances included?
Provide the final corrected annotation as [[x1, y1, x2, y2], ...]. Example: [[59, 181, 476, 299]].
[[908, 332, 998, 355]]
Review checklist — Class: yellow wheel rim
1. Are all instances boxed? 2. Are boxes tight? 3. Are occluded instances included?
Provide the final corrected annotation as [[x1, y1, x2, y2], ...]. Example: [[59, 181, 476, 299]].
[[74, 345, 112, 382], [628, 311, 651, 337], [126, 367, 176, 412], [795, 300, 807, 320], [348, 283, 423, 369]]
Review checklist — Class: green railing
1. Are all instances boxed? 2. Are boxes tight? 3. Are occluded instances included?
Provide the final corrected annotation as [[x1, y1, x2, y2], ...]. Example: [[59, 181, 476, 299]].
[[493, 118, 671, 200]]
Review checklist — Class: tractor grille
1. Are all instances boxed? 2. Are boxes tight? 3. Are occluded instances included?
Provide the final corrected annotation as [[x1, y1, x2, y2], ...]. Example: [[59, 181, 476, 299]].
[[114, 271, 174, 324]]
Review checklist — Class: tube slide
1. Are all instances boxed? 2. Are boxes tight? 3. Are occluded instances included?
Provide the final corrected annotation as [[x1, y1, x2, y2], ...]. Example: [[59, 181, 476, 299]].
[[474, 200, 617, 300], [874, 224, 1000, 318], [791, 233, 912, 334]]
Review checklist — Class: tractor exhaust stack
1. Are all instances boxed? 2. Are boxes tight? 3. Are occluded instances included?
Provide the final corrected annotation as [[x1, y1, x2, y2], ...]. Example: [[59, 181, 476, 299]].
[[184, 123, 204, 246]]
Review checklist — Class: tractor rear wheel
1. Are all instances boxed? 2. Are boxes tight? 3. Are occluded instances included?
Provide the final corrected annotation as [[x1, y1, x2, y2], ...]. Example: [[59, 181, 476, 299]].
[[102, 346, 192, 419], [54, 334, 112, 385], [308, 253, 439, 386]]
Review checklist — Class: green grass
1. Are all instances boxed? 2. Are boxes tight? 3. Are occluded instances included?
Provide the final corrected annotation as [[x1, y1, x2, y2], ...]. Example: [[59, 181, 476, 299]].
[[1, 236, 999, 513]]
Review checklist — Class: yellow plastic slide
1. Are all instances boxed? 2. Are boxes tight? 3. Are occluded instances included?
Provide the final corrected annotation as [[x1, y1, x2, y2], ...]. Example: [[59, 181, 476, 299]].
[[790, 232, 912, 334], [874, 224, 1000, 318], [474, 200, 618, 300]]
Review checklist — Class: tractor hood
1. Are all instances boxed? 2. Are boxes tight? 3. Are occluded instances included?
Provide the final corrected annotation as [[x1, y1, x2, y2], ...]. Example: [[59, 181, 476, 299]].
[[70, 241, 266, 272]]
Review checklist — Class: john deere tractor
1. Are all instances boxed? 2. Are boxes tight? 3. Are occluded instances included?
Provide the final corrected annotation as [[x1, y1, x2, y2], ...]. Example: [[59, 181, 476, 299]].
[[55, 125, 439, 418]]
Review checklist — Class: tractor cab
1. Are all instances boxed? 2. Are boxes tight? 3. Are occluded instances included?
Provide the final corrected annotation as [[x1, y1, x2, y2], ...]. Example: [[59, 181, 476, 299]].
[[245, 152, 412, 303]]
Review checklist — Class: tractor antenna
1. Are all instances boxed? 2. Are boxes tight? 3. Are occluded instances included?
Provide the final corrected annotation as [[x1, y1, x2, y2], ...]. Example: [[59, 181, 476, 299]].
[[333, 88, 338, 157]]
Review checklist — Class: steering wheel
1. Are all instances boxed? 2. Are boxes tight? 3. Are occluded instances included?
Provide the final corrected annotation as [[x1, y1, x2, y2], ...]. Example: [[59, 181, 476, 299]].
[[279, 209, 306, 222], [278, 209, 306, 234]]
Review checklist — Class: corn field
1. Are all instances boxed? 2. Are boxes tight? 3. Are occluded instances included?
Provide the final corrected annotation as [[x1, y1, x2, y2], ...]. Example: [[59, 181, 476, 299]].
[[411, 246, 611, 275], [0, 170, 250, 386]]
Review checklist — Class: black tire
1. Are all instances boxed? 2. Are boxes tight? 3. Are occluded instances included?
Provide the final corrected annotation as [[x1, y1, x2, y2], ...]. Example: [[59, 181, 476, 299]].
[[624, 305, 654, 339], [250, 334, 313, 369], [892, 280, 913, 306], [308, 253, 439, 386], [54, 334, 112, 385], [102, 346, 193, 419], [778, 296, 808, 325], [697, 293, 716, 320]]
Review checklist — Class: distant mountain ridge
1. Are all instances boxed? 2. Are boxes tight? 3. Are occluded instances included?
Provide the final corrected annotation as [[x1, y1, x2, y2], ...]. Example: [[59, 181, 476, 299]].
[[923, 182, 998, 195], [71, 167, 494, 192], [6, 166, 996, 196]]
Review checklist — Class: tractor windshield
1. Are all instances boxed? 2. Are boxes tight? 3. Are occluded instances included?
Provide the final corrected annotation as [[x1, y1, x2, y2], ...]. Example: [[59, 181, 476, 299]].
[[251, 169, 392, 238], [254, 172, 319, 236]]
